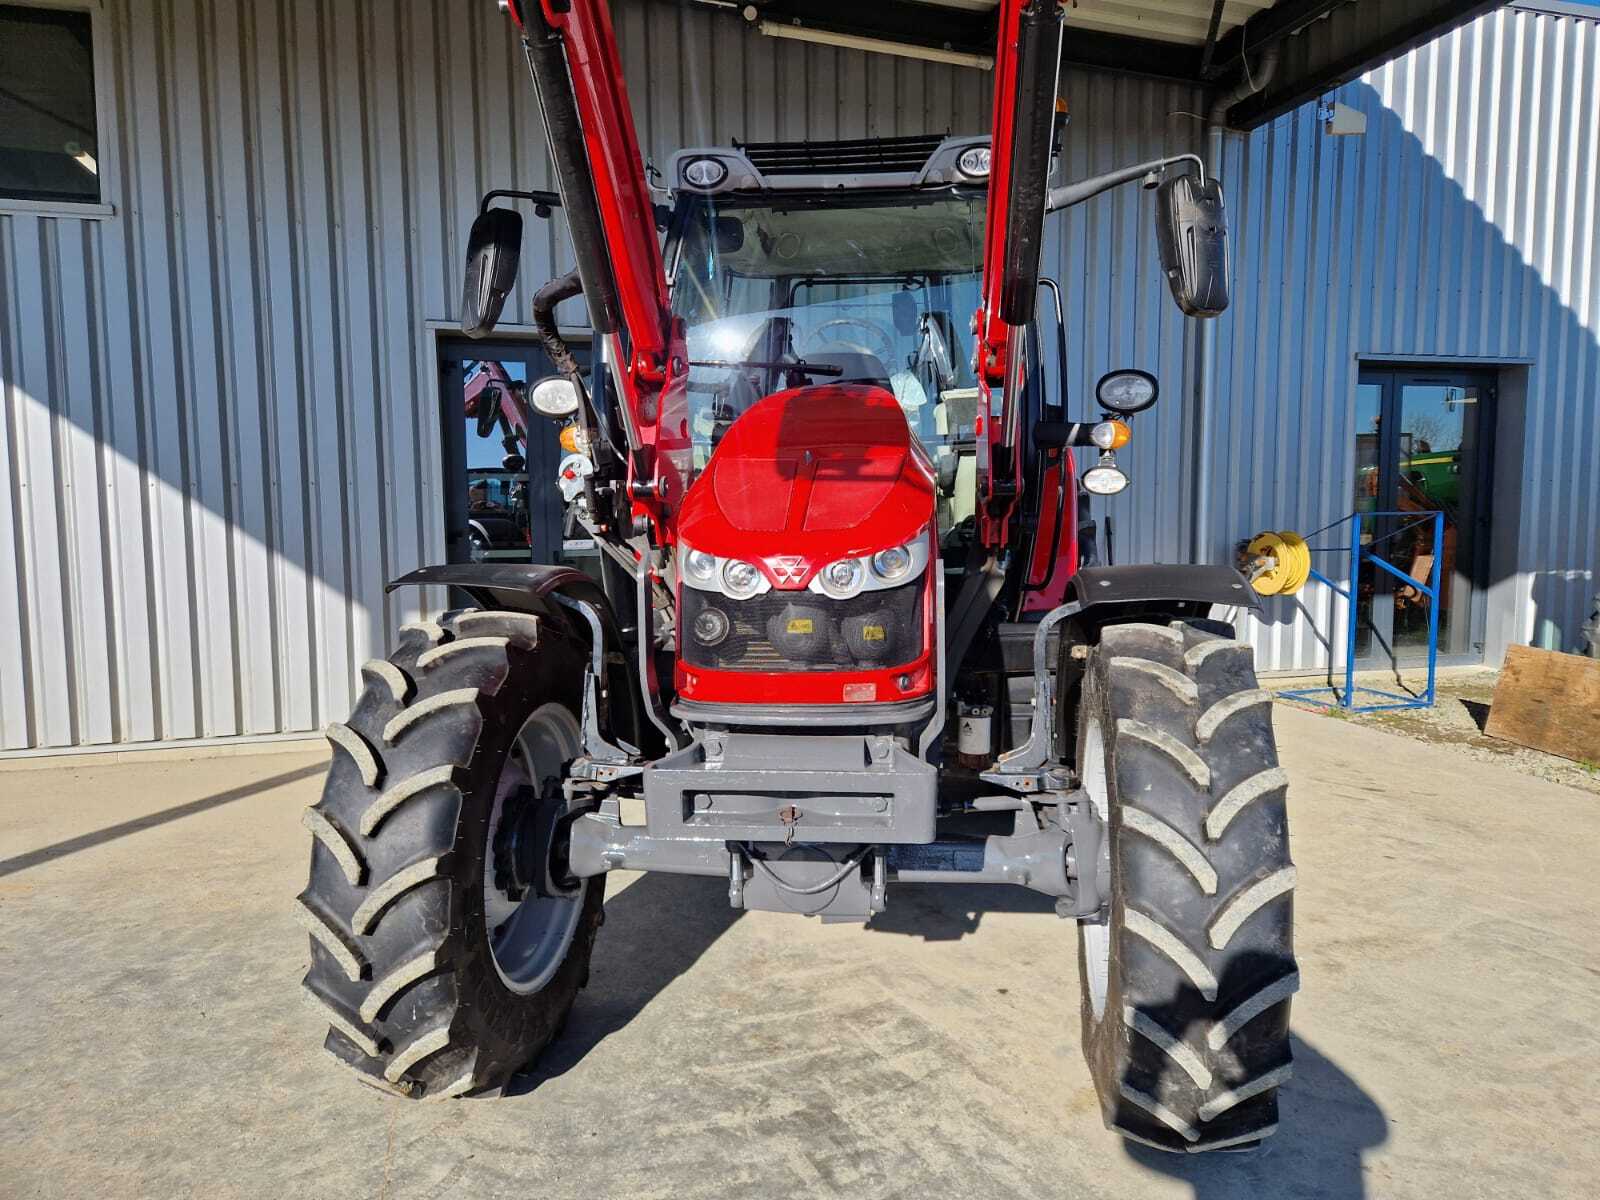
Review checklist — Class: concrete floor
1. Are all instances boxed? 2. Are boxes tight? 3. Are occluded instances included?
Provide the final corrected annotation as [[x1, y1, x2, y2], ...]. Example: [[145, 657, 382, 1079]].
[[1, 706, 1595, 1200]]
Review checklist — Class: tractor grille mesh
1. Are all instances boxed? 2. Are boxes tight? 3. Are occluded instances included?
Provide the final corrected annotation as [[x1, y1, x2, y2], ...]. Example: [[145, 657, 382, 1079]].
[[681, 580, 924, 673], [737, 135, 944, 177]]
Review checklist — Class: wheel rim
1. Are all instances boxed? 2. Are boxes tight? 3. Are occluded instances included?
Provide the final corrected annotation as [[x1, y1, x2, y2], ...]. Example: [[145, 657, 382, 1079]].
[[484, 702, 587, 994], [1080, 714, 1112, 1021]]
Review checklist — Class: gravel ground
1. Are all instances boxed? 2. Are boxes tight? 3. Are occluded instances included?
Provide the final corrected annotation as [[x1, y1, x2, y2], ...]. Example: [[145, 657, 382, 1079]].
[[1269, 666, 1600, 796]]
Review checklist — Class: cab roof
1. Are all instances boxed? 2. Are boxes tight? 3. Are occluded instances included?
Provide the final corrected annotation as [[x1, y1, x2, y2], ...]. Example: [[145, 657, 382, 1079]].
[[668, 134, 989, 196]]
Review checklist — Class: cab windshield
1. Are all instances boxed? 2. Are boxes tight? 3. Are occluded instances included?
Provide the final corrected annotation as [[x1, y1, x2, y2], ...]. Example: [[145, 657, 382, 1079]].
[[669, 188, 987, 529]]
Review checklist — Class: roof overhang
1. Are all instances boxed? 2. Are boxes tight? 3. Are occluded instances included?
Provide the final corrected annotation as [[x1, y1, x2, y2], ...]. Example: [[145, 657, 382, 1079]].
[[712, 1, 1511, 129]]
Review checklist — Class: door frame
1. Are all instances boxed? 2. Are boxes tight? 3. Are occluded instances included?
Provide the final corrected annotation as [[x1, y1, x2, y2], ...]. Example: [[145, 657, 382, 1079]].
[[435, 332, 591, 568], [1353, 363, 1497, 669]]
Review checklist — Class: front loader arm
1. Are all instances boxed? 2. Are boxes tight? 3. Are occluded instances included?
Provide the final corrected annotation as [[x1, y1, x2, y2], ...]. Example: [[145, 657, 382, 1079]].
[[975, 0, 1065, 548], [506, 1, 685, 528]]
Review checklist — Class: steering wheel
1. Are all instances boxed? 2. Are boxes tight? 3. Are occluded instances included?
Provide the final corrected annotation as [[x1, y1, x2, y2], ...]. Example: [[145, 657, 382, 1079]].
[[802, 318, 899, 367]]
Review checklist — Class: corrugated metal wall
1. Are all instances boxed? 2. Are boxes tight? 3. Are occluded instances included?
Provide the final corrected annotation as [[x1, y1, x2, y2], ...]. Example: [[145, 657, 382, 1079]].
[[1, 0, 1595, 750], [1203, 4, 1600, 670]]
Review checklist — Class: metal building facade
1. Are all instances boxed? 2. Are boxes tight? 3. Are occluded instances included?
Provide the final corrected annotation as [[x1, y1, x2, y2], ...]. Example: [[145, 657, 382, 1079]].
[[0, 0, 1595, 751]]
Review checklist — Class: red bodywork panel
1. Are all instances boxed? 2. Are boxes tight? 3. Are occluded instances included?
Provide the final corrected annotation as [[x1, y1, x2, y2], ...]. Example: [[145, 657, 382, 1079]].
[[677, 623, 935, 707], [674, 385, 937, 706], [1022, 449, 1079, 613], [676, 386, 935, 589]]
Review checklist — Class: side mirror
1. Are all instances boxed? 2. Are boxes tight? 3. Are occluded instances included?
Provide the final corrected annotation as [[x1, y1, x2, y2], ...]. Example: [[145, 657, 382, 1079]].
[[473, 385, 503, 438], [1154, 174, 1229, 317], [461, 208, 523, 338]]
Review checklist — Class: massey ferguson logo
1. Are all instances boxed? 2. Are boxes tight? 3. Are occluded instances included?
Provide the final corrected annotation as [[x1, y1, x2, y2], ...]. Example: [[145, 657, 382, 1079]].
[[768, 556, 807, 586]]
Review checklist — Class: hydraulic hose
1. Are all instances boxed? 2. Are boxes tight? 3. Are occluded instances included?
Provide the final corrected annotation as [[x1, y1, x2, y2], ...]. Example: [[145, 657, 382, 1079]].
[[744, 846, 870, 896], [531, 268, 585, 379]]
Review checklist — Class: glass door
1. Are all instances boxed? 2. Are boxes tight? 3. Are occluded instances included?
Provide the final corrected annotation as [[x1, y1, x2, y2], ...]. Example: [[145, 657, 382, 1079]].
[[1352, 367, 1494, 667], [437, 338, 587, 567]]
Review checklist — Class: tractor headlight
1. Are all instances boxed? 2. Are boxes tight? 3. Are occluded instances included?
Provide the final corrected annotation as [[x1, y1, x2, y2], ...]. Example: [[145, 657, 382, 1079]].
[[678, 544, 773, 598], [1083, 453, 1130, 496], [691, 605, 731, 646], [808, 537, 930, 598], [683, 547, 718, 588], [816, 557, 865, 600], [870, 544, 914, 583], [721, 558, 764, 599]]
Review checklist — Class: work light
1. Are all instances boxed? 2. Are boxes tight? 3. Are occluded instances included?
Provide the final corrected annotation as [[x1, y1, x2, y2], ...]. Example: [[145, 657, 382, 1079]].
[[1082, 453, 1130, 496], [957, 146, 992, 179], [1095, 369, 1159, 415], [683, 157, 728, 188]]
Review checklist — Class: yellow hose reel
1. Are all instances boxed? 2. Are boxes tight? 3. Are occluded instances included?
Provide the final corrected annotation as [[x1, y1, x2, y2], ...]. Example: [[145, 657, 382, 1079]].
[[1243, 530, 1312, 596]]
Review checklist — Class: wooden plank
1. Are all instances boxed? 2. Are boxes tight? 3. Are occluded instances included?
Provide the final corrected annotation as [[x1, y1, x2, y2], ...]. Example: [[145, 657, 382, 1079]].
[[1485, 644, 1600, 765]]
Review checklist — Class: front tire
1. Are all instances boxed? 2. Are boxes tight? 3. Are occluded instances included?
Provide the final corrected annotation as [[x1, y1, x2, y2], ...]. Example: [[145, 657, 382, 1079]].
[[297, 608, 604, 1098], [1076, 621, 1297, 1152]]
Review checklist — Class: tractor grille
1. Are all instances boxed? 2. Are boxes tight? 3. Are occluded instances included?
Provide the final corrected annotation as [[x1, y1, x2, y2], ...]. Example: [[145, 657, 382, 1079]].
[[681, 580, 924, 673], [737, 135, 945, 177]]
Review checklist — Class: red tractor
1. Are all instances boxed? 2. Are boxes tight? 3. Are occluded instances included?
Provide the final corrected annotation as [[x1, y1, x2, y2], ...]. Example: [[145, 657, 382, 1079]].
[[298, 0, 1296, 1154]]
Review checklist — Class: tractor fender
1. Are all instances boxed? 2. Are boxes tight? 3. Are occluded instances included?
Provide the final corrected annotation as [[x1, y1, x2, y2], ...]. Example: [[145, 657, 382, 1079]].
[[386, 563, 649, 753], [987, 564, 1258, 781], [1065, 563, 1260, 614], [386, 562, 614, 626]]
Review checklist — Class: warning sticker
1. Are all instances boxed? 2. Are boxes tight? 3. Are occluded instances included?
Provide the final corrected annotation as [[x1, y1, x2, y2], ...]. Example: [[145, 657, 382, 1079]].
[[786, 617, 815, 634], [861, 625, 886, 641]]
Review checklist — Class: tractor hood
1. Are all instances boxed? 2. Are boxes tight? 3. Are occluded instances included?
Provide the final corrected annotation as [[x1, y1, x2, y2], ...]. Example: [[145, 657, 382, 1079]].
[[675, 384, 936, 590]]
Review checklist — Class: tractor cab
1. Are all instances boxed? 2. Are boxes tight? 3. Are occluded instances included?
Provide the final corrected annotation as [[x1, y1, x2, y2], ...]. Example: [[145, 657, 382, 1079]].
[[662, 136, 992, 549]]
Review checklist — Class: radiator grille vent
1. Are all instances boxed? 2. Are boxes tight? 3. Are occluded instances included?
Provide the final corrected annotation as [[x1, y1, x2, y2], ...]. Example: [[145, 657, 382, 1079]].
[[737, 135, 945, 177], [681, 580, 924, 673]]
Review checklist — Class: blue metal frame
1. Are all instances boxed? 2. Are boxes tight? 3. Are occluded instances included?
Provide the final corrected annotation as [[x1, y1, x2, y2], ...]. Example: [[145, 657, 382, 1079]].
[[1279, 510, 1444, 713]]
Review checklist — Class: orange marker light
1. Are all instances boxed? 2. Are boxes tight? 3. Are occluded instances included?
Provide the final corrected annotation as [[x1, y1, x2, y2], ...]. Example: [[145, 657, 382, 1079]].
[[1089, 420, 1133, 451], [559, 424, 586, 453]]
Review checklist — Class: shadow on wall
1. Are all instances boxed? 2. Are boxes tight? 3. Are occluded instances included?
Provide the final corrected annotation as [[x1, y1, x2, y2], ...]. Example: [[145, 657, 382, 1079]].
[[1531, 571, 1599, 654], [1125, 1035, 1387, 1199], [1225, 71, 1599, 674]]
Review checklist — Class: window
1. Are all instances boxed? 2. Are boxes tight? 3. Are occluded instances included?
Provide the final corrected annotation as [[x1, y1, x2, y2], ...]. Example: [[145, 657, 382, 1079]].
[[0, 4, 100, 205]]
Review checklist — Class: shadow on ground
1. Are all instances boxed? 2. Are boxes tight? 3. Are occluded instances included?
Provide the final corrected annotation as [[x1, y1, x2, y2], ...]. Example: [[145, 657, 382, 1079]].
[[507, 874, 1062, 1090], [1125, 1035, 1387, 1199], [864, 881, 1058, 940], [0, 761, 326, 879], [506, 872, 742, 1094], [1460, 698, 1492, 731]]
